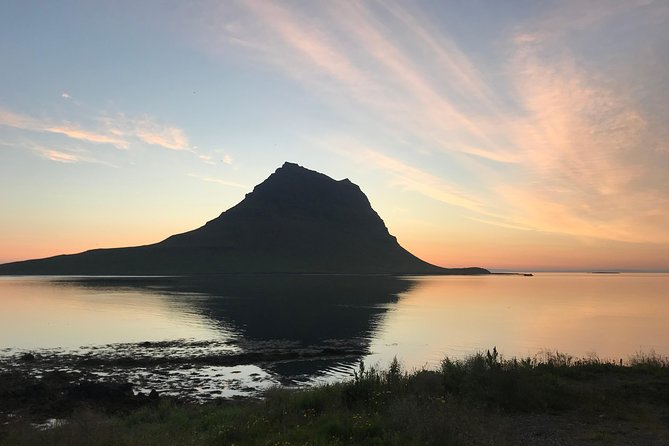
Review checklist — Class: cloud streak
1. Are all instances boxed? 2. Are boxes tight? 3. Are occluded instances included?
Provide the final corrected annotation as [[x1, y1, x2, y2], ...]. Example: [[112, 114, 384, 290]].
[[0, 108, 129, 149], [341, 145, 484, 214], [0, 107, 191, 152], [15, 142, 119, 167], [188, 173, 247, 189], [40, 149, 80, 163], [132, 118, 190, 151]]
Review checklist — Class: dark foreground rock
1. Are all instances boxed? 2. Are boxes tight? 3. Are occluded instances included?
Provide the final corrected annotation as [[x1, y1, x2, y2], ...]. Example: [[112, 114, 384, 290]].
[[0, 370, 155, 424]]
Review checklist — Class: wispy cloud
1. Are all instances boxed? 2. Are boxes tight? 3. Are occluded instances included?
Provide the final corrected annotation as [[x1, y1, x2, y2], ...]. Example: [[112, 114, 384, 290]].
[[310, 133, 491, 215], [188, 173, 247, 189], [47, 125, 130, 148], [0, 108, 129, 149], [90, 113, 193, 151], [40, 149, 79, 163], [198, 154, 216, 165], [14, 142, 119, 167], [196, 152, 234, 165], [133, 118, 189, 151], [0, 107, 193, 152], [358, 148, 484, 213], [225, 1, 520, 164], [244, 1, 367, 87], [492, 2, 669, 243]]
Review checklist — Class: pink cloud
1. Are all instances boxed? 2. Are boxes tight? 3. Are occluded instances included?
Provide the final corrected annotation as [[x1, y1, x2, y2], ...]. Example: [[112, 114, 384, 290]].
[[134, 120, 189, 151], [40, 149, 80, 163]]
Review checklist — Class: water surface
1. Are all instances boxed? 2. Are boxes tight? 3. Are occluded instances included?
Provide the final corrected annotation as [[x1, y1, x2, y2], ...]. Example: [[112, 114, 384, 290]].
[[368, 273, 669, 368], [1, 273, 668, 396]]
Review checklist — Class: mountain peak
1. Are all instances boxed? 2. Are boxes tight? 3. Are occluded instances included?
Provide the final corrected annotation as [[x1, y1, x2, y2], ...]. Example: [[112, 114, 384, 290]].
[[271, 161, 329, 181], [274, 161, 320, 178], [245, 162, 362, 212], [280, 161, 302, 169]]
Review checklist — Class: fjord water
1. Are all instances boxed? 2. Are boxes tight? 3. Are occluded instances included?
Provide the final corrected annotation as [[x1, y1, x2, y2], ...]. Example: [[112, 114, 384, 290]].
[[2, 273, 668, 384], [366, 273, 669, 367]]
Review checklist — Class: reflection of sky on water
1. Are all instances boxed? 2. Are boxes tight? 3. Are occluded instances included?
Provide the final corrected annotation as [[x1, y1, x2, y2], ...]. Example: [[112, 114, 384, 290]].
[[0, 276, 231, 349], [368, 273, 669, 371]]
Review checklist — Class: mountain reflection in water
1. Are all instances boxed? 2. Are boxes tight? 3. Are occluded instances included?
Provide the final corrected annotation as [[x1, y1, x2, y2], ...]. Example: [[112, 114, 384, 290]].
[[54, 274, 416, 381]]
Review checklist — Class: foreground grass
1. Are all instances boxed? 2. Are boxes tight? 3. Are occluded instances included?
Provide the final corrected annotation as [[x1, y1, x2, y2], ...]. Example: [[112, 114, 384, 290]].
[[3, 350, 669, 445]]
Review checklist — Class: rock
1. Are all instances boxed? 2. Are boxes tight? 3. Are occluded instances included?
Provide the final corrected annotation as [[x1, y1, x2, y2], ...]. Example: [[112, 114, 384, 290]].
[[19, 352, 35, 361], [69, 381, 134, 401]]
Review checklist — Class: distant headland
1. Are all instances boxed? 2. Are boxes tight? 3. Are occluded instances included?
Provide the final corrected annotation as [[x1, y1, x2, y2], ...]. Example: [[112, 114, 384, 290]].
[[0, 162, 489, 276]]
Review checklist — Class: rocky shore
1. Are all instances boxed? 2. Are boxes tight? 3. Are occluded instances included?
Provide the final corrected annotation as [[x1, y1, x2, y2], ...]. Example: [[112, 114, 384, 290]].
[[0, 338, 368, 426]]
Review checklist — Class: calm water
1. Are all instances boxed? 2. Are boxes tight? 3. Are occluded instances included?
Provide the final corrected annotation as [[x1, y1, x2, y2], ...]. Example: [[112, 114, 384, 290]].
[[1, 273, 668, 394]]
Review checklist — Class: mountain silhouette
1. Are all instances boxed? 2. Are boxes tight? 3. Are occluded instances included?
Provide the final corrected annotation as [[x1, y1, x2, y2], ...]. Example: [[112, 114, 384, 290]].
[[0, 162, 489, 275]]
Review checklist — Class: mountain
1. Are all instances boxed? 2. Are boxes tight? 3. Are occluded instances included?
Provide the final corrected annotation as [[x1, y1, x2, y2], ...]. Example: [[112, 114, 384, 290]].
[[0, 162, 489, 275]]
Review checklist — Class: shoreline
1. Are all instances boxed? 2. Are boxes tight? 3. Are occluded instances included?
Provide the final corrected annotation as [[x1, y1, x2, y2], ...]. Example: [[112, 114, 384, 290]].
[[2, 349, 668, 445]]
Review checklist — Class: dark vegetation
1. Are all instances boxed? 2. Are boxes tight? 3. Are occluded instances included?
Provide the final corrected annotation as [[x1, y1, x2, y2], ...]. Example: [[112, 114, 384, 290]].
[[3, 350, 669, 445], [0, 162, 488, 275]]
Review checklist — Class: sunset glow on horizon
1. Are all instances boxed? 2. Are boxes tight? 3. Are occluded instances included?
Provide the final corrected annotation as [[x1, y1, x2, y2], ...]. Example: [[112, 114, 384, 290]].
[[1, 1, 668, 271]]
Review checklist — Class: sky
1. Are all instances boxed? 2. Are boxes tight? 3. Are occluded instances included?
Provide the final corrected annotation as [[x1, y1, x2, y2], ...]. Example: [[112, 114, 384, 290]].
[[1, 0, 668, 271]]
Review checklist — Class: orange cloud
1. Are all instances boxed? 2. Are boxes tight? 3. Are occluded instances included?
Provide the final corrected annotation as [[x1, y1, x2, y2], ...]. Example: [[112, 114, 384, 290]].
[[45, 125, 129, 148], [492, 25, 669, 244]]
